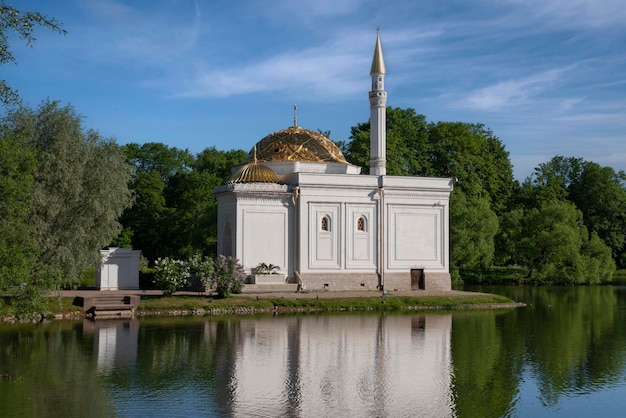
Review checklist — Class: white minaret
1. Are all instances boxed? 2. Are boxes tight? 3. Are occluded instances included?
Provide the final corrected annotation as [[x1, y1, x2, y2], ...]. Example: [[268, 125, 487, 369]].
[[369, 29, 387, 176]]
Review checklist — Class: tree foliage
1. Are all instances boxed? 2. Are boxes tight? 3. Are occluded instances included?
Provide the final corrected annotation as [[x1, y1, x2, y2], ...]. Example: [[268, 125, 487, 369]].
[[343, 107, 430, 176], [502, 198, 615, 284], [450, 190, 499, 279], [0, 101, 133, 309], [118, 143, 246, 261], [0, 2, 66, 107], [0, 132, 38, 306], [527, 156, 626, 265]]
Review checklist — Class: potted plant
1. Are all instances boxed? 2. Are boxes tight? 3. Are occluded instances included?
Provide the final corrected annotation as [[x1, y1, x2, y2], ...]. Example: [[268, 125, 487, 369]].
[[252, 263, 285, 284]]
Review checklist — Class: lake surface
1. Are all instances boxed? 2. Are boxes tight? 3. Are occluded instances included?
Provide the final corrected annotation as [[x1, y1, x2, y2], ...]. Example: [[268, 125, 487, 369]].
[[1, 285, 625, 417]]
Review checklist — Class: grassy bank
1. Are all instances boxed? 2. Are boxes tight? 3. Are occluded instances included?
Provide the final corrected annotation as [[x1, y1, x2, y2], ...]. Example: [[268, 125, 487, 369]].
[[1, 292, 518, 320], [137, 293, 516, 313]]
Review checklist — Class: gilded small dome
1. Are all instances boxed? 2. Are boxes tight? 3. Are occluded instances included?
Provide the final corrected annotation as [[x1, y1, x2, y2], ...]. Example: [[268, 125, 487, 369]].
[[244, 126, 347, 164], [228, 162, 278, 184]]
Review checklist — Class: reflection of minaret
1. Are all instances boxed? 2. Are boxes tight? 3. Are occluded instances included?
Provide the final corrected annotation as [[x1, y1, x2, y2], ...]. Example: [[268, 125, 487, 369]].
[[374, 313, 388, 416], [285, 317, 303, 415], [369, 28, 387, 176]]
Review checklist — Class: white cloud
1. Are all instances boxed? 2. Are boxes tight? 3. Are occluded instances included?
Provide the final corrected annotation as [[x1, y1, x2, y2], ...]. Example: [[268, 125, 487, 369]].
[[174, 46, 367, 99], [456, 69, 564, 111]]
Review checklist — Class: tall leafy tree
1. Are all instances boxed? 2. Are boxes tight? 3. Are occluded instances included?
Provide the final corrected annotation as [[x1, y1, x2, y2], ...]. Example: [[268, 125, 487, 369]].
[[1, 100, 133, 294], [119, 142, 193, 260], [450, 190, 499, 279], [515, 199, 614, 284], [427, 121, 514, 214], [568, 162, 626, 264], [531, 156, 626, 265], [165, 170, 223, 258], [343, 107, 431, 175], [0, 2, 66, 107], [194, 146, 247, 180], [118, 143, 245, 260], [0, 132, 38, 305]]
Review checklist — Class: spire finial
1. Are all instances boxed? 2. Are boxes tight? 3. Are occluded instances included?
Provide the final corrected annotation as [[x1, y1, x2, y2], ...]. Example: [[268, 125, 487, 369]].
[[293, 104, 298, 127], [253, 145, 258, 163], [370, 28, 386, 75]]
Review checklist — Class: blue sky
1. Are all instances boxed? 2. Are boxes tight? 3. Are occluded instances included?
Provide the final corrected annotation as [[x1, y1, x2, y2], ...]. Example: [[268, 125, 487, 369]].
[[6, 0, 626, 179]]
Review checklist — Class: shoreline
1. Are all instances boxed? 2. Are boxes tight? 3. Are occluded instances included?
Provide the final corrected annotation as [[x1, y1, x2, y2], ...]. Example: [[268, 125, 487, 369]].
[[2, 289, 525, 323]]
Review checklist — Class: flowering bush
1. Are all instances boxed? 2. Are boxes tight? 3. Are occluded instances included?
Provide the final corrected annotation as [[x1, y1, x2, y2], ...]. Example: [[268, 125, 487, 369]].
[[153, 257, 190, 297], [187, 254, 214, 291], [212, 255, 246, 298]]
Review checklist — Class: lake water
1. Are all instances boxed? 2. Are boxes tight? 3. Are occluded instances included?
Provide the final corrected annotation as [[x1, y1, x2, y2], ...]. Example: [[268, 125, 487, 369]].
[[1, 285, 624, 417]]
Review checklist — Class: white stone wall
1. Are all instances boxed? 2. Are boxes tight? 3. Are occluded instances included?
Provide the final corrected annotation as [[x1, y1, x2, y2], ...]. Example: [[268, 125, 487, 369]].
[[96, 248, 141, 290], [215, 173, 452, 291], [215, 183, 293, 276]]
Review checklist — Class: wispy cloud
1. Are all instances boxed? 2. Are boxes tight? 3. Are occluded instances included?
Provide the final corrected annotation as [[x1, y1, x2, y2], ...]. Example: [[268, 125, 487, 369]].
[[454, 69, 565, 111], [172, 43, 366, 99]]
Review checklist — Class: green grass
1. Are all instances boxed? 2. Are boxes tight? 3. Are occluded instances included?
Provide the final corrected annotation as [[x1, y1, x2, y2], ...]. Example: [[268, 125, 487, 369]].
[[0, 295, 81, 319], [136, 293, 514, 313], [1, 292, 516, 319]]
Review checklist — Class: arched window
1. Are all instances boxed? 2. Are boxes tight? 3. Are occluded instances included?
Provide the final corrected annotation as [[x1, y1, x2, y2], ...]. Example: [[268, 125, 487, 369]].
[[321, 215, 330, 232], [357, 216, 366, 232]]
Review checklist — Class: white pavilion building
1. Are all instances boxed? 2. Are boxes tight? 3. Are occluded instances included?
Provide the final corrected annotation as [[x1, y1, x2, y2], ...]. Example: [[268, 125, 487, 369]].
[[213, 32, 453, 291]]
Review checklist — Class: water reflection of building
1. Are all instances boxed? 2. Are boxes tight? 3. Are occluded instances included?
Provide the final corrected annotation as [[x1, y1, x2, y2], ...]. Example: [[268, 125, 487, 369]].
[[83, 319, 139, 373], [230, 314, 453, 417]]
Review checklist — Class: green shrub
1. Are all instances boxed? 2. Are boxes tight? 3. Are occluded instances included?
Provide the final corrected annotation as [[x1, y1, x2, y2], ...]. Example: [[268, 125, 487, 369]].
[[212, 255, 246, 298], [153, 257, 190, 297], [188, 254, 214, 291]]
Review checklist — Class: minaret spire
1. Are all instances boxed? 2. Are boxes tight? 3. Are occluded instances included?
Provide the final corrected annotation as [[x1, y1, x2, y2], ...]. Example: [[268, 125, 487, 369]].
[[369, 29, 387, 176]]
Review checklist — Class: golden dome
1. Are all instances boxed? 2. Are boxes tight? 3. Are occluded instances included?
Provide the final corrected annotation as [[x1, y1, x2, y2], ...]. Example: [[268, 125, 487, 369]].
[[228, 162, 278, 184], [244, 126, 347, 164]]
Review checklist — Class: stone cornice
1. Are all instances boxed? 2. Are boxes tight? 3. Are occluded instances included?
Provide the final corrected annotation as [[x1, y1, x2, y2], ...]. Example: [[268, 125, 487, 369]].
[[384, 191, 450, 200]]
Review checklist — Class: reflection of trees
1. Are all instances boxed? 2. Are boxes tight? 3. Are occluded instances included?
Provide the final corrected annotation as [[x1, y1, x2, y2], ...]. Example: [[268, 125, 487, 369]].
[[520, 286, 623, 406], [458, 285, 626, 411], [451, 310, 523, 417], [213, 318, 240, 415], [0, 321, 115, 418]]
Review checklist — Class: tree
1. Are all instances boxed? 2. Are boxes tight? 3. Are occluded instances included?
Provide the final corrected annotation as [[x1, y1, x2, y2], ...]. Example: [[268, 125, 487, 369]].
[[343, 107, 430, 176], [567, 162, 626, 265], [194, 146, 247, 180], [1, 100, 133, 297], [427, 121, 514, 214], [0, 132, 38, 307], [118, 142, 193, 259], [0, 2, 66, 107], [515, 199, 614, 284], [118, 143, 246, 260], [450, 190, 499, 280], [530, 156, 626, 265], [165, 170, 223, 258]]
